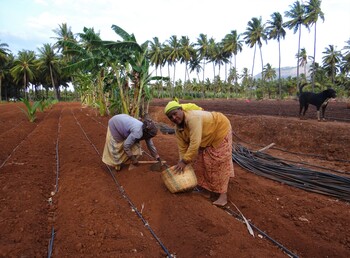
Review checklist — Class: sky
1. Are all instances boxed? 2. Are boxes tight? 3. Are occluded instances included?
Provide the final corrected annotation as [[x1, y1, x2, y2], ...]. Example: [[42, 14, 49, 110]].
[[1, 0, 349, 78]]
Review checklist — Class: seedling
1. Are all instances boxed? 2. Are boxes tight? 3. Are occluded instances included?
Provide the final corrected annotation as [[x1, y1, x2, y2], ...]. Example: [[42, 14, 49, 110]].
[[20, 98, 41, 122]]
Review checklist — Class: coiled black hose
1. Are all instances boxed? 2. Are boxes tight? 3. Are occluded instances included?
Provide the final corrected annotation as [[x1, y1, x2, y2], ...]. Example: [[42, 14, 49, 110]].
[[232, 144, 350, 202]]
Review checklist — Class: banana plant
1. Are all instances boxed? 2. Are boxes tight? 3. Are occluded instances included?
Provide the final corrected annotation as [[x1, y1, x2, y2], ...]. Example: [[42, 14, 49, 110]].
[[104, 25, 168, 118]]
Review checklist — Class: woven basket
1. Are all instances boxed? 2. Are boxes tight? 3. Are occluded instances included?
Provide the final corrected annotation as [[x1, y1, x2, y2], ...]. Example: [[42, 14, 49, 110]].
[[161, 164, 197, 193]]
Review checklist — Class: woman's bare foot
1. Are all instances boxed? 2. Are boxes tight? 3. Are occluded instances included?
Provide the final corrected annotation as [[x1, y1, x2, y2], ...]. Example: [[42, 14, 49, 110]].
[[212, 193, 227, 207]]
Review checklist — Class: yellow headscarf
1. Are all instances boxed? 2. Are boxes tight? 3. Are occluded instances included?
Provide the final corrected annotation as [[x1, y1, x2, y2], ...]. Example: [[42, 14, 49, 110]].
[[164, 101, 182, 115]]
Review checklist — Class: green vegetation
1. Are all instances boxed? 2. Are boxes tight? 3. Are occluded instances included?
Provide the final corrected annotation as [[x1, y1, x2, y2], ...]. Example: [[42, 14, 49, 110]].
[[0, 0, 349, 117], [19, 98, 42, 122]]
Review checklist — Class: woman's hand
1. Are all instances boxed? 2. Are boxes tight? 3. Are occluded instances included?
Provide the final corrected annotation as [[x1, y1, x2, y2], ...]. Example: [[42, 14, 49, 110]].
[[131, 155, 139, 165], [174, 160, 187, 174]]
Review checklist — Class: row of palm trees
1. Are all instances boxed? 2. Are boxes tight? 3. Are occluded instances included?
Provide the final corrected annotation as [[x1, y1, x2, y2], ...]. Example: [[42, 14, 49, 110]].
[[0, 0, 349, 116], [0, 42, 70, 101], [147, 0, 347, 95]]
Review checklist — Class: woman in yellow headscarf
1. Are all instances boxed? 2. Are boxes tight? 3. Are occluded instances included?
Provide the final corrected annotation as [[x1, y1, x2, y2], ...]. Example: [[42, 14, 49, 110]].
[[172, 97, 203, 112], [164, 101, 234, 206]]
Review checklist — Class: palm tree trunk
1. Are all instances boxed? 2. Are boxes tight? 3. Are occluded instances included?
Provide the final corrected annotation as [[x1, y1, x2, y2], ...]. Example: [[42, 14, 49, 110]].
[[212, 62, 216, 79], [312, 23, 317, 92], [234, 55, 238, 84], [160, 67, 163, 98], [201, 59, 206, 98], [49, 65, 58, 100], [202, 60, 206, 83], [251, 45, 257, 77], [173, 65, 176, 88], [259, 46, 264, 81], [297, 24, 301, 94], [24, 73, 28, 100], [278, 39, 282, 99]]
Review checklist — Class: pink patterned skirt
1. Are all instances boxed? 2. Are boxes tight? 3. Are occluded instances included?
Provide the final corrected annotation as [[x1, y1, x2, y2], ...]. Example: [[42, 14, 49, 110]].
[[193, 129, 234, 193]]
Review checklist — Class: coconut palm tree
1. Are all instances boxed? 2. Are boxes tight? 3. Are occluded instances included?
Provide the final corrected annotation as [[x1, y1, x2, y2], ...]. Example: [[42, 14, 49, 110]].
[[179, 36, 195, 83], [243, 17, 267, 79], [195, 33, 209, 83], [241, 67, 252, 93], [296, 47, 309, 79], [222, 30, 243, 84], [188, 51, 202, 85], [308, 61, 327, 87], [263, 63, 277, 98], [52, 23, 77, 96], [165, 35, 181, 88], [266, 12, 286, 98], [340, 38, 350, 77], [0, 41, 11, 101], [343, 38, 350, 56], [228, 67, 239, 85], [322, 45, 341, 84], [148, 37, 166, 97], [1, 53, 16, 100], [37, 43, 61, 100], [284, 1, 308, 93], [207, 38, 218, 79], [304, 0, 325, 92], [215, 41, 230, 82], [148, 37, 164, 78], [263, 63, 277, 81], [10, 50, 37, 99], [52, 23, 75, 54]]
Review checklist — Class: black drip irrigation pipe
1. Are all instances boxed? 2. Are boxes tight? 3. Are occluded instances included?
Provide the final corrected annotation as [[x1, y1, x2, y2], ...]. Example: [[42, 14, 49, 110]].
[[47, 227, 55, 258], [223, 207, 299, 258], [270, 156, 350, 175], [233, 131, 350, 176], [71, 110, 174, 257], [48, 109, 63, 258], [232, 130, 350, 164], [54, 113, 62, 193], [232, 143, 350, 202]]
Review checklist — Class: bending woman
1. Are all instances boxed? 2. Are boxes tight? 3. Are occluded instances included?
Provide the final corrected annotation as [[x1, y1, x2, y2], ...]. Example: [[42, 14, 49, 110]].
[[102, 114, 160, 170], [164, 101, 234, 206]]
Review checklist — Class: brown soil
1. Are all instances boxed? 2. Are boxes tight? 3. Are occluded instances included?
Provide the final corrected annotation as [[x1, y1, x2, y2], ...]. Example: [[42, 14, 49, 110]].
[[0, 99, 349, 258]]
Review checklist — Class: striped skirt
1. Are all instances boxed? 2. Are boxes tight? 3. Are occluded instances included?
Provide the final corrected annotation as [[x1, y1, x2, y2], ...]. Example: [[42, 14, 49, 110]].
[[102, 127, 142, 169]]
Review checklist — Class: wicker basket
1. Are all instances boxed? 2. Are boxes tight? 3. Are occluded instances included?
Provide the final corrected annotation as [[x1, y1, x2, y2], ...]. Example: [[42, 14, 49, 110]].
[[161, 164, 197, 193]]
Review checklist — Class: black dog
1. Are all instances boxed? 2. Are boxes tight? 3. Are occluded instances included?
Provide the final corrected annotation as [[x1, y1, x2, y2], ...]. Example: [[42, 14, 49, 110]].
[[299, 87, 336, 121]]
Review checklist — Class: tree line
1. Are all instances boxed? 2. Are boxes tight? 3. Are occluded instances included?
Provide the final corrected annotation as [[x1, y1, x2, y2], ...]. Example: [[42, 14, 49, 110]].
[[0, 0, 349, 117]]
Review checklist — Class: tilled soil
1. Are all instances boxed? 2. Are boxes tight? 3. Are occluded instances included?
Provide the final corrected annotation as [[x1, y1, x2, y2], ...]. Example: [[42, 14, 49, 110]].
[[0, 99, 349, 257]]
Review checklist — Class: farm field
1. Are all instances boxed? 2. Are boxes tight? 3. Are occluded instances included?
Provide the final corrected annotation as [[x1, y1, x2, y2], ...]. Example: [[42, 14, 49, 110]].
[[0, 99, 350, 257]]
